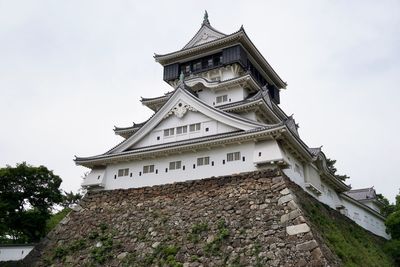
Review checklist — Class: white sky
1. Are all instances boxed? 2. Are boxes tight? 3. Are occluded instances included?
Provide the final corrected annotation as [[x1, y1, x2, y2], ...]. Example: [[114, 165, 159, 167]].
[[0, 1, 399, 202]]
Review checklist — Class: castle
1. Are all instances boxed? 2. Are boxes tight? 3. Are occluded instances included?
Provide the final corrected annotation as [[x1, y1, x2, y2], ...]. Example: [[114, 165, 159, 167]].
[[75, 12, 388, 239]]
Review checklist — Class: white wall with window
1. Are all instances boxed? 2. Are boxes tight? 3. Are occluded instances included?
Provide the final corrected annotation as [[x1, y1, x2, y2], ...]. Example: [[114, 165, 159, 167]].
[[340, 196, 389, 238], [280, 148, 389, 239], [102, 142, 258, 190], [132, 111, 239, 148], [196, 85, 249, 107]]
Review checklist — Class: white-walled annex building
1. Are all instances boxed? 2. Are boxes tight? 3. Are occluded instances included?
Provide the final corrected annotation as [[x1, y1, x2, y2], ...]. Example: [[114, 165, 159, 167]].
[[75, 12, 389, 239]]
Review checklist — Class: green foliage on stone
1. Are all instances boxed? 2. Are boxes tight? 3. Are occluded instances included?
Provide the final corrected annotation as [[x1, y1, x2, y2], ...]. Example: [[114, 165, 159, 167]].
[[90, 237, 113, 264], [52, 238, 86, 261], [143, 243, 182, 267], [300, 197, 395, 266], [204, 219, 230, 256], [188, 222, 208, 243], [49, 223, 119, 265], [252, 241, 262, 267]]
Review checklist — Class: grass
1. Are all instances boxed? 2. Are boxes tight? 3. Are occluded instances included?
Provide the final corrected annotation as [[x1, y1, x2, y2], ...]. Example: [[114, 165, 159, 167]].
[[299, 195, 395, 267]]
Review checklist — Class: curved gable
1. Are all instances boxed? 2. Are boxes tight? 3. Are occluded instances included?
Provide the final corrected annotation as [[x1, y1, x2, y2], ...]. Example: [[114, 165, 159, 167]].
[[108, 86, 266, 154]]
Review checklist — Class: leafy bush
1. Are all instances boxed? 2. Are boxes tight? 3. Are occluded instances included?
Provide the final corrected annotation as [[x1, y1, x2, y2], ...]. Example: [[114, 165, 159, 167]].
[[385, 210, 400, 239], [384, 239, 400, 265]]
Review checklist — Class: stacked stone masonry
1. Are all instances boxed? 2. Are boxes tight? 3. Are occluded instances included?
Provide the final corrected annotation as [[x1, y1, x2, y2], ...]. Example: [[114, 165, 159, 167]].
[[25, 170, 340, 266]]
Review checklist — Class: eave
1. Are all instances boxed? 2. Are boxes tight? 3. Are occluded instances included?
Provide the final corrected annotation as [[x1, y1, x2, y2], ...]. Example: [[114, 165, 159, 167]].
[[114, 121, 148, 139], [340, 193, 386, 220], [277, 125, 350, 193], [186, 73, 260, 92], [154, 28, 287, 89], [125, 89, 286, 140], [75, 125, 285, 168], [141, 74, 262, 112]]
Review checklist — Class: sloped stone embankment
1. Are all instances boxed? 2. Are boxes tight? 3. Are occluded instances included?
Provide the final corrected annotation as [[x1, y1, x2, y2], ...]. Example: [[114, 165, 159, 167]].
[[24, 170, 339, 266]]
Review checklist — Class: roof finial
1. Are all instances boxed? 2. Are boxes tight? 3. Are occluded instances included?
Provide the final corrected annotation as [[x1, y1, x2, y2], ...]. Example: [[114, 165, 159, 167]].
[[203, 10, 210, 25]]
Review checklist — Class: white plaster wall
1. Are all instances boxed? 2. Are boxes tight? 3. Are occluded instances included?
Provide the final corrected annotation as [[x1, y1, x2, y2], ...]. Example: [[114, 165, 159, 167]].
[[132, 111, 238, 148], [253, 140, 285, 164], [363, 201, 381, 213], [281, 149, 306, 187], [221, 68, 235, 80], [0, 246, 34, 262], [102, 142, 258, 190], [340, 197, 389, 239], [280, 148, 388, 239], [197, 85, 246, 107], [304, 165, 321, 190]]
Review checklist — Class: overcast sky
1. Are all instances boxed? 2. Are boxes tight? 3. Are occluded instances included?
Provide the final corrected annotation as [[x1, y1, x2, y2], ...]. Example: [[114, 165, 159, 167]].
[[0, 1, 399, 201]]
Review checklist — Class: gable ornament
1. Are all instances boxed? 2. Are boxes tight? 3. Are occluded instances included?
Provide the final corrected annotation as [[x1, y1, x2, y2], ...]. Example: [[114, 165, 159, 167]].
[[165, 102, 197, 119]]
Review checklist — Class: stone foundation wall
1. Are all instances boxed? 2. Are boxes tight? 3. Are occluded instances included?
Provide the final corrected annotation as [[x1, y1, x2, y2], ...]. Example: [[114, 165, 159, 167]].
[[24, 170, 339, 266]]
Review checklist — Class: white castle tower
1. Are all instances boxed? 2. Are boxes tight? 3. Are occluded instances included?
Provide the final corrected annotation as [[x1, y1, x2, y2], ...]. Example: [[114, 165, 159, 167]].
[[75, 12, 388, 238]]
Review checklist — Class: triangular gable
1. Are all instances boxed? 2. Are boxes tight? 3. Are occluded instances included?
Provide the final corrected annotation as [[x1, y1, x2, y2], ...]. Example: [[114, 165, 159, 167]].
[[108, 86, 266, 154], [131, 110, 239, 149], [183, 24, 226, 49]]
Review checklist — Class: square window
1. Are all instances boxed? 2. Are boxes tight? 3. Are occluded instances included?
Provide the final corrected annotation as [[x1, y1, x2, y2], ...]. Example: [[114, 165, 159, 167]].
[[193, 62, 202, 71], [164, 129, 170, 137], [216, 95, 228, 104], [197, 156, 210, 166], [143, 165, 154, 174], [227, 152, 240, 162], [169, 161, 181, 170], [182, 64, 191, 74], [164, 128, 174, 137], [118, 168, 129, 177], [189, 123, 201, 132], [177, 126, 187, 135]]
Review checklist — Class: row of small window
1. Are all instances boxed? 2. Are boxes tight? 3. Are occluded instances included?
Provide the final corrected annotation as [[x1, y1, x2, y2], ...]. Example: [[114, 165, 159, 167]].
[[181, 54, 223, 74], [215, 94, 230, 105], [164, 123, 201, 137], [116, 152, 243, 178]]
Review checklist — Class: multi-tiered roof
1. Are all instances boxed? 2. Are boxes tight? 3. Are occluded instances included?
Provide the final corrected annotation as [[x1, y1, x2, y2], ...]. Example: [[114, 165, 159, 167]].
[[75, 12, 350, 193]]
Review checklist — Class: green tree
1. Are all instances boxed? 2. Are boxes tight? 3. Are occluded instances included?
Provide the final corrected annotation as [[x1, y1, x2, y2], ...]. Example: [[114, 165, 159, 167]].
[[384, 189, 400, 265], [61, 190, 82, 209], [377, 193, 396, 217], [326, 158, 350, 181], [0, 162, 63, 243], [386, 210, 400, 239]]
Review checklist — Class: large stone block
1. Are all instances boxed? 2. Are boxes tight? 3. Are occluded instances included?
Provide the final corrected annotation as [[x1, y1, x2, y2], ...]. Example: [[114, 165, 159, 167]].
[[280, 209, 302, 223], [278, 194, 293, 205], [296, 240, 318, 251], [286, 223, 310, 235]]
